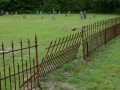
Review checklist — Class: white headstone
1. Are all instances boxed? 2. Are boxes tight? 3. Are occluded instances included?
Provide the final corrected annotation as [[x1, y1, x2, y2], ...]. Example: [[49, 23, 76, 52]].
[[41, 15, 43, 20], [40, 12, 42, 15], [53, 9, 55, 14], [80, 11, 84, 20], [68, 11, 71, 16], [59, 11, 61, 14], [51, 14, 55, 20], [6, 12, 9, 16], [15, 11, 17, 15], [83, 10, 86, 19], [23, 14, 26, 18], [36, 10, 39, 14]]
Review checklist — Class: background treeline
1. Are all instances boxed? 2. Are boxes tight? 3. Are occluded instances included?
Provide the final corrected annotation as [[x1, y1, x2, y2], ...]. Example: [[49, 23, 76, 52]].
[[0, 0, 120, 14]]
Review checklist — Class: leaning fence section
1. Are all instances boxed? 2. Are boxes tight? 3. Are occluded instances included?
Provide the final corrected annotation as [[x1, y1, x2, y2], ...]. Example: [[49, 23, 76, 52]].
[[0, 36, 41, 90], [39, 32, 82, 76], [82, 17, 120, 59]]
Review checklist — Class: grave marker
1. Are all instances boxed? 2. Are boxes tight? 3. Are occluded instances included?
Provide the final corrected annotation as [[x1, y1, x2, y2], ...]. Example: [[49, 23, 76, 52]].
[[51, 14, 55, 20], [59, 11, 61, 14], [6, 12, 9, 16], [0, 10, 3, 16], [68, 11, 71, 16], [41, 15, 43, 19], [40, 12, 42, 15], [36, 10, 39, 14], [83, 10, 86, 19], [53, 9, 55, 14], [15, 11, 17, 15], [23, 14, 26, 18], [80, 11, 84, 20], [11, 11, 13, 15], [1, 10, 3, 15]]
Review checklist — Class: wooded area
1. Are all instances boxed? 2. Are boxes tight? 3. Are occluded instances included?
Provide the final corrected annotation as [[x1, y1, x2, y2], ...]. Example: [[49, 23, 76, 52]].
[[0, 0, 120, 14]]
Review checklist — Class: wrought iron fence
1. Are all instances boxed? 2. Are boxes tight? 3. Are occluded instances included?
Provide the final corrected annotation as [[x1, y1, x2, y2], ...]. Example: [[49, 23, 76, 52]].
[[0, 17, 120, 90], [0, 36, 41, 90], [39, 32, 82, 76], [82, 17, 120, 59]]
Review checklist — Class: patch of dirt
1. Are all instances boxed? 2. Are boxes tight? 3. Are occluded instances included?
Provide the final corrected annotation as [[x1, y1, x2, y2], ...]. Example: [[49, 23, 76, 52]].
[[45, 81, 75, 90], [41, 71, 75, 90]]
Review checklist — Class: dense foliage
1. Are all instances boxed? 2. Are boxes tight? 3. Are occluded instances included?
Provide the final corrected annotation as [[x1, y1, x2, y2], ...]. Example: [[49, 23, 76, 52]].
[[0, 0, 120, 14]]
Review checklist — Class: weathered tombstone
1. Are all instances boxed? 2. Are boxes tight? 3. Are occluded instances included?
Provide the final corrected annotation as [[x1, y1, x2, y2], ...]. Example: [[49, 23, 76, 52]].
[[11, 11, 13, 15], [41, 15, 43, 20], [23, 14, 26, 18], [15, 11, 17, 15], [36, 10, 39, 14], [53, 8, 55, 14], [94, 14, 95, 18], [83, 10, 86, 19], [40, 11, 42, 15], [1, 10, 3, 15], [51, 14, 55, 20], [6, 12, 9, 16], [80, 11, 84, 20], [68, 11, 71, 16], [59, 11, 61, 14], [54, 11, 57, 14]]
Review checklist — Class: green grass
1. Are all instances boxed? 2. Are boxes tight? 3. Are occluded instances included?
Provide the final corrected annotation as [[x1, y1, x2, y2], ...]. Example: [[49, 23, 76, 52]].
[[41, 36, 120, 90], [0, 14, 119, 59], [0, 14, 120, 89]]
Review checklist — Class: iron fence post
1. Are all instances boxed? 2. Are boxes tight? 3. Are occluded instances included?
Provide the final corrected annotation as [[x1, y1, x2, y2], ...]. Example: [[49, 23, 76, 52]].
[[82, 26, 85, 59], [35, 35, 41, 88]]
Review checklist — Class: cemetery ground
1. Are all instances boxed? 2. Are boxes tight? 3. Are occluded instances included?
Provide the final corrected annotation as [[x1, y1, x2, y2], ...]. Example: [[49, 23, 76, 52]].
[[0, 14, 120, 89], [42, 35, 120, 90]]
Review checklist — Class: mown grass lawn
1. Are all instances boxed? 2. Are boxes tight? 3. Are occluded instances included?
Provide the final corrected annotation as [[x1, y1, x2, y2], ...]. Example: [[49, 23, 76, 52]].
[[41, 36, 120, 90], [0, 14, 120, 90], [0, 14, 119, 61]]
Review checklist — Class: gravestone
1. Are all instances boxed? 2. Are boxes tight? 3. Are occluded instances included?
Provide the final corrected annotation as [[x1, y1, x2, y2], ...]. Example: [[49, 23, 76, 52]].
[[54, 11, 57, 14], [41, 15, 43, 20], [68, 11, 71, 16], [59, 11, 61, 14], [51, 14, 55, 20], [6, 12, 9, 16], [80, 11, 84, 20], [11, 11, 13, 15], [53, 8, 55, 14], [23, 14, 26, 18], [40, 12, 43, 19], [40, 12, 42, 15], [0, 10, 3, 16], [36, 10, 39, 14], [83, 10, 86, 19], [15, 11, 17, 15]]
